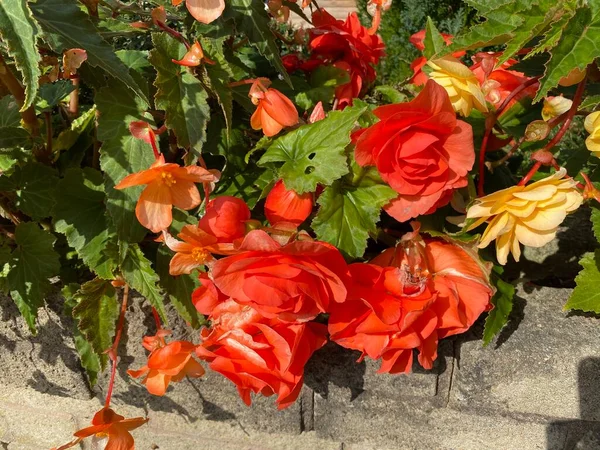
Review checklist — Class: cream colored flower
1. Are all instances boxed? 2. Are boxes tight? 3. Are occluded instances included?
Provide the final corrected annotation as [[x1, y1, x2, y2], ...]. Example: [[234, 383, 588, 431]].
[[427, 56, 488, 117], [542, 96, 573, 122], [584, 111, 600, 157], [466, 168, 582, 265]]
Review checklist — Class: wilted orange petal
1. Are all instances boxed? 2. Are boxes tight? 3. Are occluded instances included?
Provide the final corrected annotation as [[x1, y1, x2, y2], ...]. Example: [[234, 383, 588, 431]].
[[63, 48, 87, 77], [185, 0, 225, 24]]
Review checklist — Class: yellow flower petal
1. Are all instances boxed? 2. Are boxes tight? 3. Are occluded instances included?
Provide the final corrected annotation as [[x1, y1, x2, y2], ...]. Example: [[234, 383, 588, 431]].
[[479, 213, 510, 248], [513, 184, 558, 201], [514, 222, 556, 247], [520, 208, 567, 231]]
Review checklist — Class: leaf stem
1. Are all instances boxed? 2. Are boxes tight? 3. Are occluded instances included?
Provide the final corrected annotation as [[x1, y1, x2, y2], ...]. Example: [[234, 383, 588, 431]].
[[68, 75, 80, 117], [156, 21, 190, 49], [0, 54, 39, 136], [517, 161, 542, 186], [105, 284, 129, 408]]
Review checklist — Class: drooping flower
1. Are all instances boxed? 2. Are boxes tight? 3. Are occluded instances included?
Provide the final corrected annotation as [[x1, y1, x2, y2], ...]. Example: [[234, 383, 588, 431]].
[[584, 111, 600, 157], [466, 168, 583, 265], [162, 225, 236, 275], [115, 155, 219, 233], [249, 79, 299, 137], [265, 179, 313, 226], [172, 41, 213, 66], [329, 229, 492, 374], [198, 195, 251, 242], [542, 96, 573, 122], [210, 229, 350, 322], [427, 56, 488, 116], [196, 297, 327, 409], [408, 30, 465, 86], [558, 67, 586, 87], [172, 0, 225, 24], [128, 330, 205, 396], [62, 48, 87, 78], [52, 407, 147, 450], [353, 80, 475, 222]]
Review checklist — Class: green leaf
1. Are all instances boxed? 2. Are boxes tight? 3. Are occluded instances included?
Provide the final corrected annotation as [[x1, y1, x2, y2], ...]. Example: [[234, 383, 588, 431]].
[[423, 16, 446, 59], [580, 94, 600, 111], [121, 244, 167, 322], [53, 105, 96, 153], [482, 277, 515, 346], [7, 222, 60, 333], [156, 246, 203, 328], [0, 95, 21, 128], [564, 250, 600, 313], [591, 205, 600, 243], [257, 104, 367, 194], [224, 0, 291, 86], [0, 0, 42, 110], [311, 165, 397, 259], [96, 84, 155, 243], [35, 80, 75, 113], [115, 50, 152, 72], [202, 37, 234, 134], [0, 126, 32, 149], [525, 5, 578, 59], [373, 85, 408, 104], [295, 65, 350, 111], [535, 6, 600, 102], [71, 278, 119, 370], [53, 168, 117, 279], [150, 33, 210, 164], [0, 162, 57, 219], [30, 0, 149, 105]]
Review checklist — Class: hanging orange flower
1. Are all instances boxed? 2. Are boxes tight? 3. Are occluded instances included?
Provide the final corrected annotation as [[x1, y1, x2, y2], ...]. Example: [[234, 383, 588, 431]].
[[172, 0, 225, 24], [115, 155, 219, 233], [172, 41, 214, 66], [52, 407, 147, 450], [128, 330, 205, 396], [249, 78, 299, 137]]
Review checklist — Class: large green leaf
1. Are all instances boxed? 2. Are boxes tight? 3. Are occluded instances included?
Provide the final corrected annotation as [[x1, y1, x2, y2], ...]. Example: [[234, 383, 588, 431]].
[[311, 165, 396, 259], [156, 246, 202, 328], [0, 162, 57, 219], [423, 16, 446, 59], [202, 37, 234, 134], [30, 0, 148, 105], [0, 96, 21, 128], [535, 6, 600, 102], [0, 1, 41, 110], [258, 104, 367, 194], [96, 84, 155, 243], [121, 244, 167, 322], [53, 168, 117, 279], [53, 105, 96, 153], [482, 277, 515, 346], [149, 33, 210, 164], [71, 278, 119, 370], [35, 80, 74, 113], [564, 250, 600, 313], [7, 222, 60, 333], [294, 65, 349, 111], [0, 126, 32, 149], [224, 0, 291, 86]]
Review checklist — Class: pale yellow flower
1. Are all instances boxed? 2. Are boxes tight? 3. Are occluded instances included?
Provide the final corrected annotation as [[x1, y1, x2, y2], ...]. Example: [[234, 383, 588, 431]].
[[542, 96, 573, 122], [466, 168, 582, 265], [584, 111, 600, 157], [427, 56, 488, 117]]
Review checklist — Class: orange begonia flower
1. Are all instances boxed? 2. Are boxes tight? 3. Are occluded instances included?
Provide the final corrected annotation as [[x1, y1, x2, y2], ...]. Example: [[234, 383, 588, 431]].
[[52, 407, 147, 450], [249, 79, 299, 137], [172, 41, 214, 66], [128, 331, 205, 396], [115, 155, 219, 233], [162, 224, 237, 275], [173, 0, 225, 24], [264, 179, 313, 226]]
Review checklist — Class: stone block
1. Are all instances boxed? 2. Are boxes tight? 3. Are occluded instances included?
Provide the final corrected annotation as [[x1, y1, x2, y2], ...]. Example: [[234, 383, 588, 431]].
[[450, 286, 600, 422]]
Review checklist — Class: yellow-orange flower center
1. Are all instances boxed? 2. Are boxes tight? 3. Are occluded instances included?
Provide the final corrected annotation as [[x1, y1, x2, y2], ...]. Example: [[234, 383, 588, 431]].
[[191, 247, 210, 262], [161, 171, 176, 187]]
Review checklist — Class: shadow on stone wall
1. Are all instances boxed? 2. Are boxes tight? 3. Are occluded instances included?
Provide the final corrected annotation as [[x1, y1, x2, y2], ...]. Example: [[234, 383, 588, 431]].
[[546, 357, 600, 449]]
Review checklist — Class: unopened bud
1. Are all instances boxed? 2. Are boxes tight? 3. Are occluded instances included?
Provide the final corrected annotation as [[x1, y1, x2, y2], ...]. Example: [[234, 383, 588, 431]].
[[525, 120, 551, 142]]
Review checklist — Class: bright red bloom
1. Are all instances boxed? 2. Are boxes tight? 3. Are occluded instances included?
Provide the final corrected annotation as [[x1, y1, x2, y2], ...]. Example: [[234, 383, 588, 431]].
[[408, 30, 465, 86], [249, 79, 299, 137], [198, 195, 251, 242], [353, 80, 474, 222], [128, 330, 205, 396], [115, 155, 220, 233], [53, 407, 147, 450], [329, 233, 492, 374], [192, 272, 228, 314], [470, 52, 537, 110], [265, 179, 313, 226], [196, 298, 327, 409], [210, 229, 350, 322]]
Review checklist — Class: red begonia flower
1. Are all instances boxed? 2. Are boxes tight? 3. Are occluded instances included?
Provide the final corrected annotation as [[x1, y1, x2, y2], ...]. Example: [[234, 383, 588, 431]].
[[265, 179, 313, 226], [249, 79, 299, 137], [115, 155, 219, 233], [353, 80, 474, 222], [196, 298, 327, 409], [128, 331, 205, 396], [198, 195, 251, 242], [210, 229, 350, 321], [53, 407, 147, 450]]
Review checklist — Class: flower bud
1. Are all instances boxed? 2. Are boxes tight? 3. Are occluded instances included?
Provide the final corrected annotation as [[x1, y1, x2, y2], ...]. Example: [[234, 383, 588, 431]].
[[525, 120, 551, 141]]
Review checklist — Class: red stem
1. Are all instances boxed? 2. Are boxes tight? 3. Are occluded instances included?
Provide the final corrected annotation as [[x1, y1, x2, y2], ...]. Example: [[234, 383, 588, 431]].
[[156, 21, 190, 49], [152, 307, 162, 331], [105, 284, 129, 408], [69, 76, 80, 117], [517, 161, 543, 186], [149, 132, 161, 159]]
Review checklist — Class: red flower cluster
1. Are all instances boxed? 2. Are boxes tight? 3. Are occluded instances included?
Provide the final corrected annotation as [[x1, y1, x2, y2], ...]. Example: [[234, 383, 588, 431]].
[[354, 80, 475, 222], [304, 9, 385, 108], [329, 230, 493, 373]]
